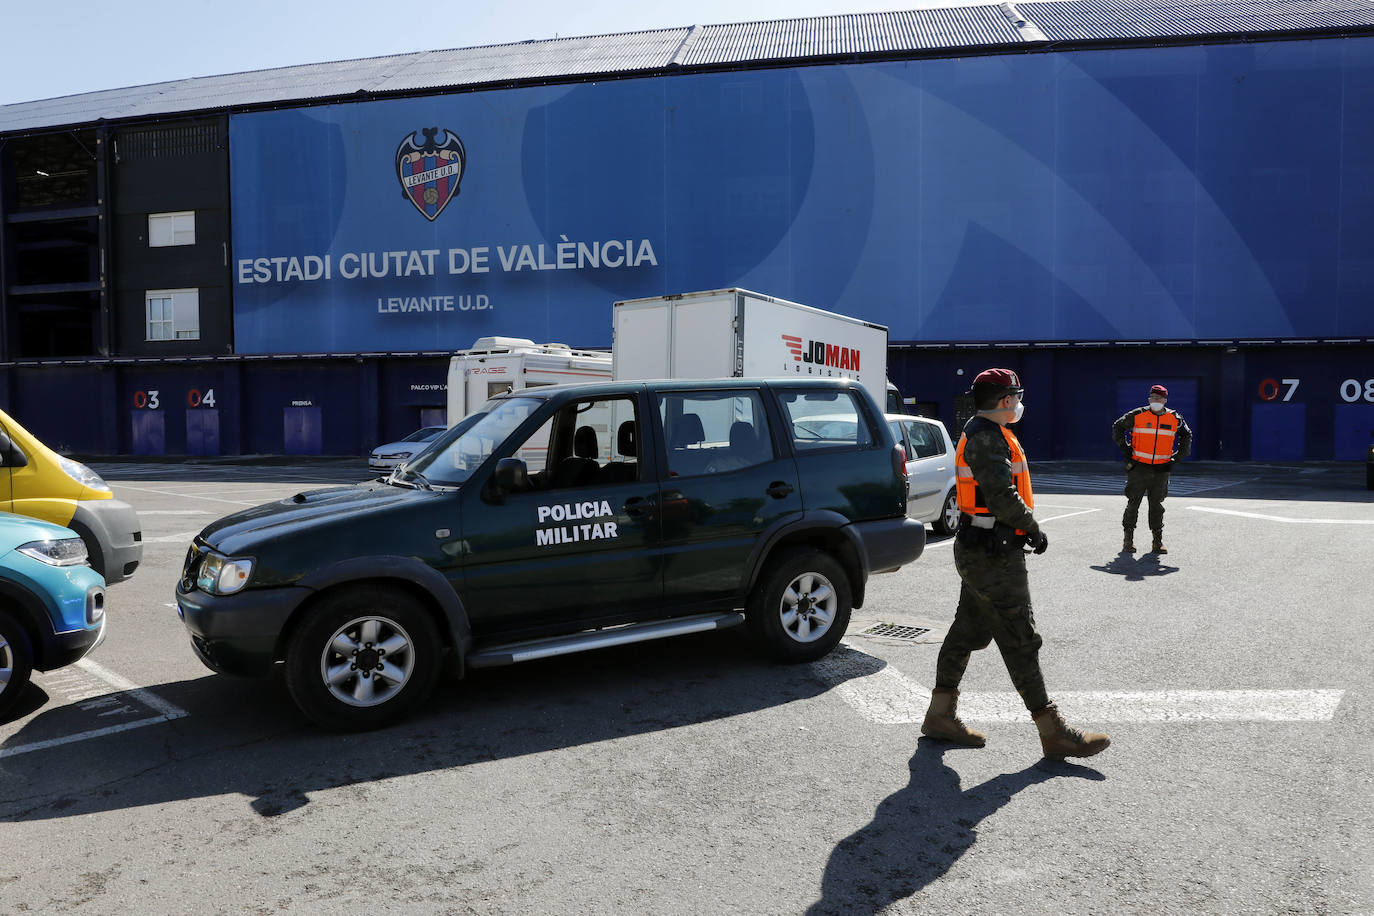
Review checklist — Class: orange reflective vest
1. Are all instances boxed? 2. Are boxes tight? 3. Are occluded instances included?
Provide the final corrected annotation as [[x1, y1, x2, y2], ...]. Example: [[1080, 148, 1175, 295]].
[[1131, 409, 1179, 464], [955, 425, 1035, 532]]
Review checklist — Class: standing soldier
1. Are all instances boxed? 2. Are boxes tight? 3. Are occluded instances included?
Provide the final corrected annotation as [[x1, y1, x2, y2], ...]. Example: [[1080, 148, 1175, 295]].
[[1112, 384, 1193, 554], [921, 368, 1111, 759]]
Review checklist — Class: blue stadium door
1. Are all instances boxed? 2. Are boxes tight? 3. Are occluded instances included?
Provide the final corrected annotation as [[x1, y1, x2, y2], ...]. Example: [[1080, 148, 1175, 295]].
[[1251, 403, 1306, 461], [1333, 404, 1374, 461], [132, 411, 166, 456], [186, 410, 220, 456], [284, 407, 322, 455]]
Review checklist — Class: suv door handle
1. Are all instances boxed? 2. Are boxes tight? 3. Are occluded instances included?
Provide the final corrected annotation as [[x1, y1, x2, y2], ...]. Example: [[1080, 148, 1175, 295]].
[[624, 496, 655, 519], [766, 481, 794, 499]]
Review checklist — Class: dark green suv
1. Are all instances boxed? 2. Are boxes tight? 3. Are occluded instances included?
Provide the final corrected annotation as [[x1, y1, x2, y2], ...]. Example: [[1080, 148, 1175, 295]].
[[176, 378, 925, 730]]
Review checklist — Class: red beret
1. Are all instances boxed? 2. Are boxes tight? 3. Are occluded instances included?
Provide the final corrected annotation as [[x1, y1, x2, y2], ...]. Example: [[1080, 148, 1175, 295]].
[[972, 368, 1022, 391], [1150, 385, 1168, 397]]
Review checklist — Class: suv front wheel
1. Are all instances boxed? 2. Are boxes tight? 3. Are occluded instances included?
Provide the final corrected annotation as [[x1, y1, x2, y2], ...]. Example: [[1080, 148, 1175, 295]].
[[747, 548, 852, 663], [285, 586, 442, 731]]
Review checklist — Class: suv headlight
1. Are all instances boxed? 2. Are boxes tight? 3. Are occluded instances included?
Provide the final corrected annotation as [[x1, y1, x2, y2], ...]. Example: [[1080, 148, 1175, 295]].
[[58, 456, 111, 493], [18, 537, 89, 566], [197, 552, 255, 595]]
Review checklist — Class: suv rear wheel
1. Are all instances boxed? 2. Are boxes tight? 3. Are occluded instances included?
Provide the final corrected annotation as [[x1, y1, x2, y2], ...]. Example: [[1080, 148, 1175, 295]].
[[285, 586, 442, 731], [747, 548, 852, 662], [0, 609, 34, 720]]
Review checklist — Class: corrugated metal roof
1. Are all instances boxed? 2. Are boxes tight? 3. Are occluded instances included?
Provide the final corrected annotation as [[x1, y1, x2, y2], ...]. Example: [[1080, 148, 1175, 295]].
[[1023, 0, 1374, 41], [373, 29, 691, 93], [679, 7, 1024, 63], [3, 0, 1373, 135]]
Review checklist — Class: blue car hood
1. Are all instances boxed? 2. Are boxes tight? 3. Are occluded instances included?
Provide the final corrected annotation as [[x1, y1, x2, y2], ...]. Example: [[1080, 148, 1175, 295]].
[[0, 511, 81, 552]]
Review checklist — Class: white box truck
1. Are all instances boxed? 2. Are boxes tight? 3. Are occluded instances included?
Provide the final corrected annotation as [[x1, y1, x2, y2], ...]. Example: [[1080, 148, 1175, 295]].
[[446, 337, 612, 421], [612, 289, 896, 409]]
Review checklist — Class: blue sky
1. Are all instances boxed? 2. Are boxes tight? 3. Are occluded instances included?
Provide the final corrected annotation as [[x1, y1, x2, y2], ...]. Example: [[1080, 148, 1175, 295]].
[[0, 0, 960, 106]]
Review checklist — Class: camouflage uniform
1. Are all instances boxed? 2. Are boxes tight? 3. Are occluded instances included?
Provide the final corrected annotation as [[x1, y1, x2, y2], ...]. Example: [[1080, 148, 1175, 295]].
[[935, 416, 1049, 713], [1112, 407, 1193, 532]]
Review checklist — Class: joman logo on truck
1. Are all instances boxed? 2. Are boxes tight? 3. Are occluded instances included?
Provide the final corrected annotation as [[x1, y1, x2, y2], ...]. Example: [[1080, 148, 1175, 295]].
[[781, 334, 863, 371]]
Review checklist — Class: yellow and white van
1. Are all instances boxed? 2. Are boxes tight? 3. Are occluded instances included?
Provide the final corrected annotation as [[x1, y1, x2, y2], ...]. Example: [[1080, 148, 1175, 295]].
[[0, 409, 142, 583]]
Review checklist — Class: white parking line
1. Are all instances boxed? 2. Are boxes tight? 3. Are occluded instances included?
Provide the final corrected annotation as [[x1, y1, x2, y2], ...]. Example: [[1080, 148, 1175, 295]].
[[114, 482, 266, 507], [0, 659, 187, 760], [1187, 506, 1374, 525], [814, 644, 1344, 724], [142, 532, 203, 544], [926, 507, 1099, 548]]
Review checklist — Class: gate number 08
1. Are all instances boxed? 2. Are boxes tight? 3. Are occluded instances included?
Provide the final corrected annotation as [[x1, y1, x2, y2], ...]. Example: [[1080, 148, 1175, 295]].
[[1340, 379, 1374, 403]]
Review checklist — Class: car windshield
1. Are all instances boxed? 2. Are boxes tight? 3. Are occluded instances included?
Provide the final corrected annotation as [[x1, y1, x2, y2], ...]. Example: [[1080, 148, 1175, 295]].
[[400, 426, 446, 443], [403, 397, 542, 486]]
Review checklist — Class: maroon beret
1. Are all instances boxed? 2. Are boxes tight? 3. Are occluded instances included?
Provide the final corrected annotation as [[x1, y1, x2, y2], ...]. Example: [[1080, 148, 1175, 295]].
[[1150, 385, 1168, 397], [972, 368, 1022, 391]]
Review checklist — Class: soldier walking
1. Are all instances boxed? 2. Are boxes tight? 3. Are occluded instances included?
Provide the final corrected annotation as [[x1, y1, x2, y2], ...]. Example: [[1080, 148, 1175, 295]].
[[1112, 384, 1193, 554], [920, 368, 1110, 759]]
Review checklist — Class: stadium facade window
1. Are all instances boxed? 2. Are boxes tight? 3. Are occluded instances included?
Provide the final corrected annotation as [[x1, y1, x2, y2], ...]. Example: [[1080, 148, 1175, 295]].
[[145, 289, 200, 340], [148, 211, 196, 247]]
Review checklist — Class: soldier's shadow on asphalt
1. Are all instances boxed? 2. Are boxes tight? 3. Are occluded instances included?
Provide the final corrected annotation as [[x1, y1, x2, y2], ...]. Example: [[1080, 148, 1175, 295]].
[[0, 630, 887, 822], [1090, 550, 1180, 580], [806, 739, 1105, 916]]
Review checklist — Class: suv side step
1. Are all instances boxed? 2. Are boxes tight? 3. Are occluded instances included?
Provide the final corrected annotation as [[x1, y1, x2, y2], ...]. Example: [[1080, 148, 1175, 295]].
[[466, 611, 746, 669]]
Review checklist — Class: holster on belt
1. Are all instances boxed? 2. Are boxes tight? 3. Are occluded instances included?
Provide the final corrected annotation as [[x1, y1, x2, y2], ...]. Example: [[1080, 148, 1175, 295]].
[[990, 522, 1028, 553]]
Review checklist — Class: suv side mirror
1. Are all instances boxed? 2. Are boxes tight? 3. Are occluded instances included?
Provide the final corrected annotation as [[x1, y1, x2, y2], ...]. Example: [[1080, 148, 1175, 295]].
[[488, 457, 529, 502]]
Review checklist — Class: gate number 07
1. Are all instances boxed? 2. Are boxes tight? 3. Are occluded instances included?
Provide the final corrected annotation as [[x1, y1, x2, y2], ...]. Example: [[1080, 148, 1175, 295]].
[[1257, 378, 1300, 402]]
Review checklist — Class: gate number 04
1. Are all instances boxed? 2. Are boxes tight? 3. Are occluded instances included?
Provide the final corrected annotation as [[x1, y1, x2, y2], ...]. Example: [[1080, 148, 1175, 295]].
[[1257, 378, 1300, 402], [187, 388, 217, 408]]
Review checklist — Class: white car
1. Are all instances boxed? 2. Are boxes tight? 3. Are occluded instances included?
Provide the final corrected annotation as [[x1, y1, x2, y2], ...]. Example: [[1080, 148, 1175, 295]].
[[368, 426, 446, 472], [790, 410, 958, 536], [887, 414, 958, 536]]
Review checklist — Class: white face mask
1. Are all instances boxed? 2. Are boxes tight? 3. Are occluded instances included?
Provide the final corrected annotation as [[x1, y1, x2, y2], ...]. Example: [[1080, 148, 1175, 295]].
[[1149, 401, 1166, 413], [1011, 401, 1025, 423]]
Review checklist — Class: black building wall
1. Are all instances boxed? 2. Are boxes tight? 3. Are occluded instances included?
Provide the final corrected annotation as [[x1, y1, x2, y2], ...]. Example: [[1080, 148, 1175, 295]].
[[111, 118, 232, 358]]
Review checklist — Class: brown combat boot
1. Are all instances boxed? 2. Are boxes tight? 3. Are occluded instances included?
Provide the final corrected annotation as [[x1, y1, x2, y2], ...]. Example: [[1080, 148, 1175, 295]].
[[921, 688, 986, 747], [1122, 529, 1135, 553], [1151, 530, 1167, 554], [1032, 704, 1110, 759]]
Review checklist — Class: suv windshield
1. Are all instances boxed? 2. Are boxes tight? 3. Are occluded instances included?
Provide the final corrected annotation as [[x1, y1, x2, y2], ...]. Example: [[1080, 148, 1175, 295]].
[[406, 397, 542, 486]]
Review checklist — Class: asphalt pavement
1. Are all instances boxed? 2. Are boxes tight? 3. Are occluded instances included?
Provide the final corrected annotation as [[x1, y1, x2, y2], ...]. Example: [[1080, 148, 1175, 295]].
[[0, 459, 1369, 914]]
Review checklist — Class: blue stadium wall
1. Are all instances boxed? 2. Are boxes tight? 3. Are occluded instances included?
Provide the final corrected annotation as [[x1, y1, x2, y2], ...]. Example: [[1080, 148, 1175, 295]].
[[229, 37, 1374, 351], [4, 33, 1373, 460]]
